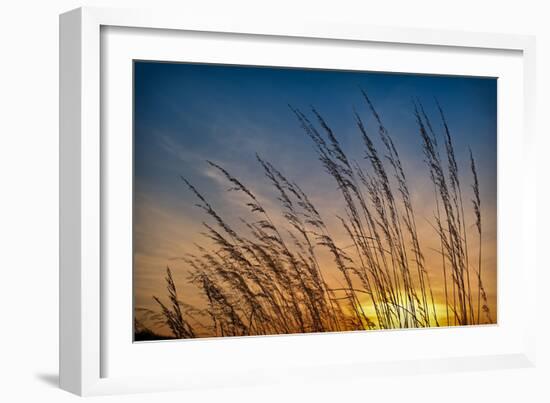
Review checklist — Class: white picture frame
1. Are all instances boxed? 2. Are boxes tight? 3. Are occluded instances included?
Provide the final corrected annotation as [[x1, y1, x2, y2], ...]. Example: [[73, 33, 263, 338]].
[[59, 6, 537, 396]]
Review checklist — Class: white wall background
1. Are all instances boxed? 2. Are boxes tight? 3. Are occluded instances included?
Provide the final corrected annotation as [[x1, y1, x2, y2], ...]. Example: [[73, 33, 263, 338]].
[[0, 1, 548, 401]]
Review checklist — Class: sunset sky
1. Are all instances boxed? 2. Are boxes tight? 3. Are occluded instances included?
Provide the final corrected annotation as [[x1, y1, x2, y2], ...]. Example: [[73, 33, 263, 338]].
[[133, 61, 497, 336]]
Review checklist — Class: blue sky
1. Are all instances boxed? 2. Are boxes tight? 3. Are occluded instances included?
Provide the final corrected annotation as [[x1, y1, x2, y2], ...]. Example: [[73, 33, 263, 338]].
[[133, 61, 497, 329], [134, 61, 496, 218]]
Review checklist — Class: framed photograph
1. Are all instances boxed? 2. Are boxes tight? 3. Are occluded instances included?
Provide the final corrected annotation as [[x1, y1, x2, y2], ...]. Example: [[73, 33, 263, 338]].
[[60, 7, 537, 396]]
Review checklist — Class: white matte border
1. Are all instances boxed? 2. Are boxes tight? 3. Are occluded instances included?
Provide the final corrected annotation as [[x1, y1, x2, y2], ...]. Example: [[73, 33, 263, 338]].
[[103, 26, 525, 376], [60, 7, 537, 396]]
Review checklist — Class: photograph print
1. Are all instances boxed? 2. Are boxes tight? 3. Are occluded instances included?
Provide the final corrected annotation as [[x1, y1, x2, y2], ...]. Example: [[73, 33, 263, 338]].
[[133, 61, 497, 341]]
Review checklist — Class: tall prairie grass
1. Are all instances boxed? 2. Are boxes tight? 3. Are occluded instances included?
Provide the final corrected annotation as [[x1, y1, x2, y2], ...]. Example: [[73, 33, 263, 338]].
[[137, 91, 493, 339]]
